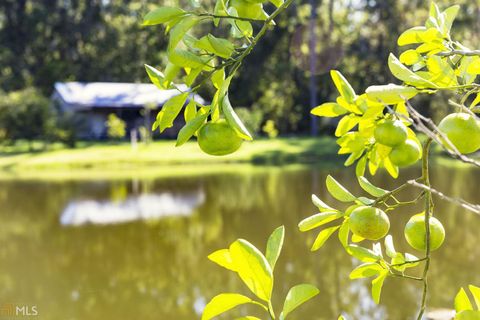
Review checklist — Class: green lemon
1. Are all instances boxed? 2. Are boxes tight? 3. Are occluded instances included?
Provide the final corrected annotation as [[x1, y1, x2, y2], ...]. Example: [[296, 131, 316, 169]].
[[438, 113, 480, 154], [374, 119, 408, 147], [230, 0, 267, 20], [389, 139, 421, 167], [349, 206, 390, 240], [197, 120, 243, 156], [404, 213, 445, 251]]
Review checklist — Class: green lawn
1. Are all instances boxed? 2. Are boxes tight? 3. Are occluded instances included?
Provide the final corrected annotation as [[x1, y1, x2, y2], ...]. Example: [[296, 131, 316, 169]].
[[0, 137, 340, 180]]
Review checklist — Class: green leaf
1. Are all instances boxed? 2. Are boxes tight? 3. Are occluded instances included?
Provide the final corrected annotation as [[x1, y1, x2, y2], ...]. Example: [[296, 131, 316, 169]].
[[311, 225, 341, 251], [399, 49, 422, 66], [335, 114, 360, 137], [169, 49, 209, 68], [338, 218, 350, 248], [356, 156, 367, 177], [358, 176, 388, 197], [455, 310, 480, 320], [371, 271, 388, 304], [281, 284, 319, 319], [469, 285, 480, 310], [211, 69, 225, 89], [311, 194, 336, 212], [311, 102, 348, 117], [184, 67, 203, 87], [159, 92, 189, 132], [168, 16, 200, 51], [176, 112, 208, 146], [326, 175, 357, 202], [365, 84, 418, 104], [388, 53, 437, 88], [269, 0, 284, 7], [346, 245, 382, 262], [442, 5, 460, 36], [229, 239, 274, 302], [202, 293, 264, 320], [196, 34, 235, 59], [331, 70, 356, 103], [265, 226, 285, 270], [222, 94, 253, 140], [143, 7, 186, 26], [384, 235, 397, 258], [145, 64, 166, 89], [298, 211, 343, 232], [456, 288, 474, 312], [397, 26, 428, 46], [349, 263, 383, 279], [208, 249, 238, 272], [184, 99, 197, 122]]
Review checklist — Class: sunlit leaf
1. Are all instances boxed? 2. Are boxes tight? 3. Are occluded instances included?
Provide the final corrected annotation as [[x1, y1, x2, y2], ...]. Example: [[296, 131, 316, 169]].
[[371, 270, 388, 304], [338, 218, 350, 248], [176, 112, 208, 146], [331, 70, 356, 103], [265, 226, 285, 270], [365, 84, 418, 104], [469, 285, 480, 310], [346, 245, 382, 262], [311, 194, 336, 212], [280, 284, 319, 319], [222, 94, 253, 140], [311, 103, 348, 117], [349, 263, 383, 279], [388, 53, 437, 88], [311, 225, 341, 251], [143, 7, 186, 26], [230, 239, 274, 302], [358, 176, 388, 197], [298, 211, 343, 232], [455, 310, 480, 320], [326, 175, 357, 202], [168, 16, 200, 51], [202, 293, 265, 320], [456, 288, 474, 312], [159, 92, 189, 132], [208, 249, 238, 272]]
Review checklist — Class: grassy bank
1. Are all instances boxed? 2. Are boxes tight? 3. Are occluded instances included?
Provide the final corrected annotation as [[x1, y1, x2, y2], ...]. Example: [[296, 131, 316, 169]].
[[0, 137, 340, 180]]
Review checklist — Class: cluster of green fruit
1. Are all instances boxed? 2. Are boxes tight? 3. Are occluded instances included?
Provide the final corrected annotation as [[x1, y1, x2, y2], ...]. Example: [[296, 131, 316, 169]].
[[198, 120, 243, 156], [349, 206, 445, 251]]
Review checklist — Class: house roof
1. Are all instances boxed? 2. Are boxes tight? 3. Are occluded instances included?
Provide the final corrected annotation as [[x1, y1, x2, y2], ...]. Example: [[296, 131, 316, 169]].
[[53, 82, 204, 110]]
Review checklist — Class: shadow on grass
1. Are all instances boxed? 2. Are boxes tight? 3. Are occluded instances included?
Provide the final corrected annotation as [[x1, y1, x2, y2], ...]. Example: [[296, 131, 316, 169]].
[[251, 137, 345, 166]]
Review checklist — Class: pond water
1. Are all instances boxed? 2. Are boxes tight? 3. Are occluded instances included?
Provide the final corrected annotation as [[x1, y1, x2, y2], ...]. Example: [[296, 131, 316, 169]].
[[0, 163, 479, 319]]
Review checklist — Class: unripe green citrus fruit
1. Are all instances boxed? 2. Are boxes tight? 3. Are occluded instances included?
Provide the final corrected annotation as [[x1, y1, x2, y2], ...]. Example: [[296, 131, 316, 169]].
[[438, 113, 480, 154], [374, 119, 408, 147], [198, 120, 243, 156], [349, 206, 390, 240], [230, 0, 267, 20], [389, 139, 421, 167], [404, 213, 445, 251]]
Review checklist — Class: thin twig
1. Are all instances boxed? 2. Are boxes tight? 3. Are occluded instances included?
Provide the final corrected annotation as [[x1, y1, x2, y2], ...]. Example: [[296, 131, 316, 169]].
[[408, 180, 480, 215], [437, 49, 480, 57]]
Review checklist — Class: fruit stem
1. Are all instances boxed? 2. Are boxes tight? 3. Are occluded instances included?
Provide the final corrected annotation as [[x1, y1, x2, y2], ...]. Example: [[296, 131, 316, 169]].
[[416, 138, 433, 320]]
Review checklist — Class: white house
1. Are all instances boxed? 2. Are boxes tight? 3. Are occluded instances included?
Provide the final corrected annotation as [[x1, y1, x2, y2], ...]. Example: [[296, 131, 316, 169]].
[[52, 82, 205, 139]]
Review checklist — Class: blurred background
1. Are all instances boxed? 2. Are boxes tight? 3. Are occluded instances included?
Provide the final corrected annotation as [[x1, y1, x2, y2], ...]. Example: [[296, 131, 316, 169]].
[[0, 1, 480, 319]]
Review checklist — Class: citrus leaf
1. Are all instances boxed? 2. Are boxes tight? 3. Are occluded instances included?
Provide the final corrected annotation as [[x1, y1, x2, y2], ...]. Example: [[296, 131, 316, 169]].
[[469, 285, 480, 310], [349, 263, 383, 279], [143, 7, 186, 26], [388, 53, 437, 88], [265, 226, 285, 270], [281, 284, 319, 319], [202, 293, 265, 320], [346, 245, 382, 262], [384, 235, 397, 258], [208, 249, 238, 272], [145, 64, 166, 89], [168, 15, 200, 51], [311, 225, 341, 251], [311, 102, 348, 117], [371, 270, 388, 304], [229, 239, 273, 302], [222, 94, 253, 140], [311, 194, 336, 212], [365, 84, 418, 104], [331, 70, 356, 103], [358, 176, 388, 197], [184, 99, 197, 122], [298, 211, 343, 232], [456, 288, 474, 312], [326, 175, 357, 202], [176, 112, 208, 146], [159, 92, 189, 132], [338, 218, 350, 248]]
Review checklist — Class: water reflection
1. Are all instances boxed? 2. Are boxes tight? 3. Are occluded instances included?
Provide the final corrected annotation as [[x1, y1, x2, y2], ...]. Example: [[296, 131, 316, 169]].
[[0, 164, 478, 319], [60, 192, 205, 226]]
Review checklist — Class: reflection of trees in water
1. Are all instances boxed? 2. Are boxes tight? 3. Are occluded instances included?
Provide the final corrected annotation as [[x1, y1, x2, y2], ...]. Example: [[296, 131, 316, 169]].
[[0, 164, 479, 319]]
